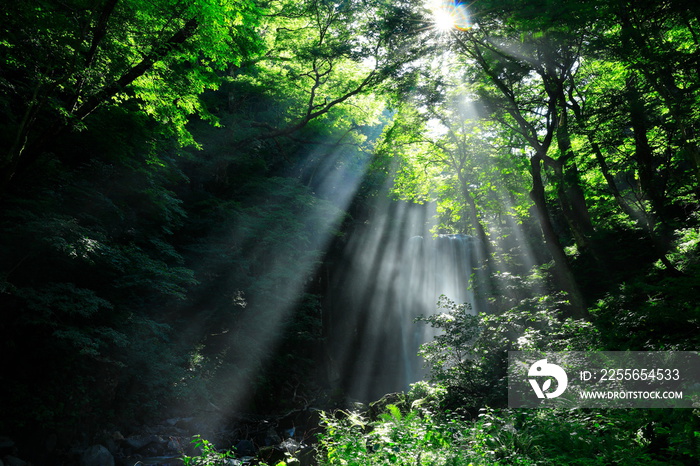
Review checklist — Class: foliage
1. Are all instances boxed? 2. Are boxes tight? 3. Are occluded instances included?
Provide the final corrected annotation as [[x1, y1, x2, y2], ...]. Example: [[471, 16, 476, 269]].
[[182, 435, 236, 466], [417, 283, 599, 408], [317, 403, 700, 465], [591, 224, 700, 351], [0, 145, 200, 428], [0, 0, 263, 179], [460, 407, 700, 465], [1, 0, 700, 461], [317, 404, 463, 466], [0, 0, 407, 433]]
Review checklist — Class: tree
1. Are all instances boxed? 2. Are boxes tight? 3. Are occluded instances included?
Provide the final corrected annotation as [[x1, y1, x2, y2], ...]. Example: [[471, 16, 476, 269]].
[[0, 0, 262, 191], [222, 0, 432, 149], [442, 6, 590, 315], [613, 0, 700, 189]]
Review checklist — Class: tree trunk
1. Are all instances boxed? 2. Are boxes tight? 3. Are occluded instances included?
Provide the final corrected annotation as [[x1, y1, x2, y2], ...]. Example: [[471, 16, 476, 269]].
[[551, 89, 597, 254], [459, 177, 494, 301], [530, 154, 586, 318], [626, 76, 666, 221]]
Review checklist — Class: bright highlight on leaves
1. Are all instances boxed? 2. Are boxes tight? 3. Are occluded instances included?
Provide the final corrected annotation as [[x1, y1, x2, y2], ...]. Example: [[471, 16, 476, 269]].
[[427, 0, 471, 32]]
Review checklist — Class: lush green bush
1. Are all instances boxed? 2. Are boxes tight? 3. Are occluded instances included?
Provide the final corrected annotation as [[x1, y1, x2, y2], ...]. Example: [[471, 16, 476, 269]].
[[182, 436, 237, 466], [316, 399, 700, 465], [317, 402, 470, 465], [416, 292, 599, 409]]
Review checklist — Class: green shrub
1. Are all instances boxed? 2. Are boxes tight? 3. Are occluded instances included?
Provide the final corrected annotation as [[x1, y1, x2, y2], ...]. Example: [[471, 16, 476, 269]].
[[317, 404, 474, 465], [182, 436, 236, 466], [316, 404, 700, 465], [417, 294, 599, 409]]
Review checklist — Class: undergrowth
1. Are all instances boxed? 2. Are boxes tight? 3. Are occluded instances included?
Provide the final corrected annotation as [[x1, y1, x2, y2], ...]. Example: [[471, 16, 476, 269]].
[[316, 388, 700, 465]]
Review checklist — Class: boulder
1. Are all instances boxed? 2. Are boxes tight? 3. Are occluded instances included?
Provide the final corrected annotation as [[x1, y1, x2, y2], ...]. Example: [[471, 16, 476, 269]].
[[124, 434, 166, 453], [263, 428, 281, 446], [0, 437, 14, 450], [3, 456, 25, 466], [233, 439, 255, 457], [279, 438, 300, 454], [80, 445, 114, 466], [167, 437, 185, 454], [258, 438, 305, 465]]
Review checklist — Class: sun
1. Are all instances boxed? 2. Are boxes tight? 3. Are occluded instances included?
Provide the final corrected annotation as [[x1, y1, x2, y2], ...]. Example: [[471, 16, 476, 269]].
[[433, 8, 457, 32], [427, 1, 472, 33]]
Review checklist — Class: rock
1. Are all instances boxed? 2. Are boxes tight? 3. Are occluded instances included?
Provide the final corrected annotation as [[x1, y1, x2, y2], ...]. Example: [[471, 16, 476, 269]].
[[124, 434, 165, 451], [259, 438, 304, 465], [233, 439, 255, 457], [279, 438, 300, 454], [263, 428, 281, 446], [166, 417, 194, 427], [173, 418, 196, 431], [80, 445, 114, 466], [167, 437, 184, 454], [0, 437, 14, 450], [297, 445, 317, 466], [3, 456, 26, 466]]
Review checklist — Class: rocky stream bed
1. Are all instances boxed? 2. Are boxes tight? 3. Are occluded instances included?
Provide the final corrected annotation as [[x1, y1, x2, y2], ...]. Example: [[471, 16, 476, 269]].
[[0, 408, 323, 466]]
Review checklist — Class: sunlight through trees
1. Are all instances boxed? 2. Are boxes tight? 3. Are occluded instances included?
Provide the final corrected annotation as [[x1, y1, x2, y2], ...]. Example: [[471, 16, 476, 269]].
[[1, 0, 699, 464]]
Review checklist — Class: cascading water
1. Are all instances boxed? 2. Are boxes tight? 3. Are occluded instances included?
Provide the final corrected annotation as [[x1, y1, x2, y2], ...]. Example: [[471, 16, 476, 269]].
[[395, 234, 476, 391], [324, 202, 480, 401]]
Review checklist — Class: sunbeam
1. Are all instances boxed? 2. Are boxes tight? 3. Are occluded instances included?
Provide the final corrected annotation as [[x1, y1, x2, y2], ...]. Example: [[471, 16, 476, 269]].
[[324, 173, 481, 401], [171, 122, 388, 430]]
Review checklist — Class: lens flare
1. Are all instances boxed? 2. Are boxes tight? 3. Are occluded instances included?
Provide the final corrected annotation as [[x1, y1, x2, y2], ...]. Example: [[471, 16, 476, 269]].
[[433, 8, 456, 32], [428, 0, 471, 32]]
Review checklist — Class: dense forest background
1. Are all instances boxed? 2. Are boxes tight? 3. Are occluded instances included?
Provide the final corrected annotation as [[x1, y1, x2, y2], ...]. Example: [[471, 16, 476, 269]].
[[1, 0, 699, 464]]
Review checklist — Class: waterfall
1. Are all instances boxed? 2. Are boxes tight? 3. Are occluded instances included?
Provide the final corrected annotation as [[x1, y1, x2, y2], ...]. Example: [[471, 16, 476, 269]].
[[325, 207, 479, 401], [396, 234, 476, 390]]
